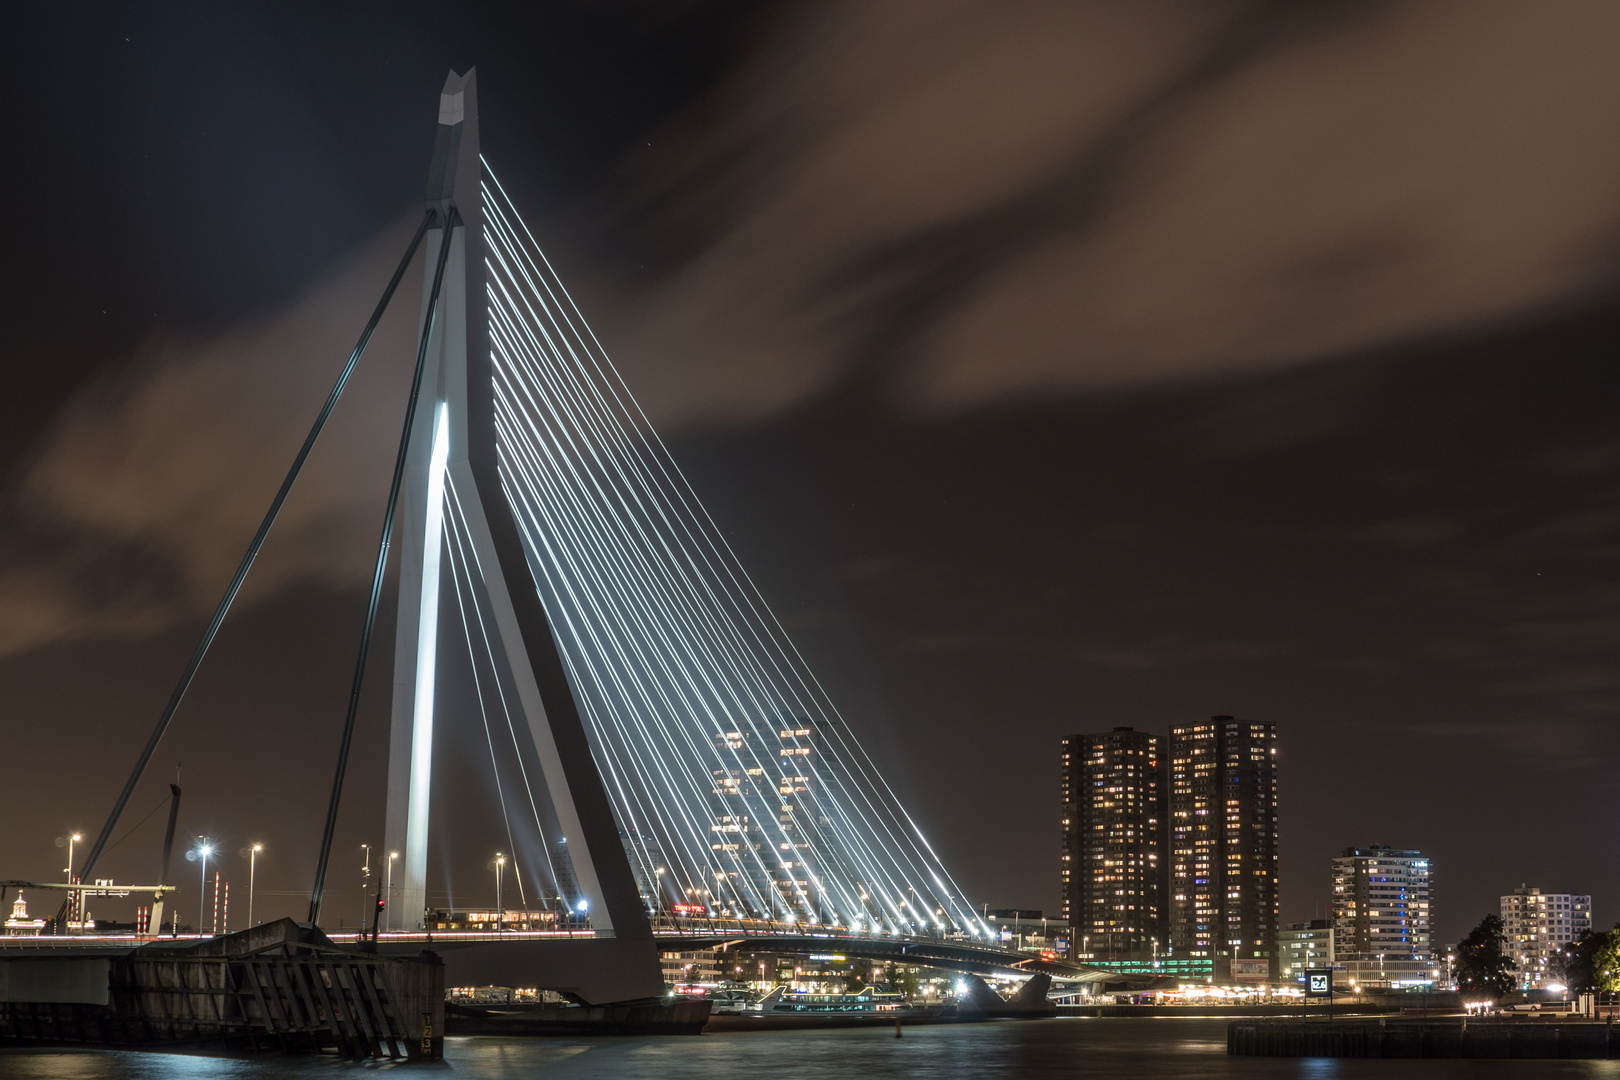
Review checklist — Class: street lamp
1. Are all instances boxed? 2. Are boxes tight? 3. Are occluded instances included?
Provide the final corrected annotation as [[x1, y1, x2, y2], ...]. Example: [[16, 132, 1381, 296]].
[[192, 838, 215, 935], [64, 832, 83, 930], [494, 853, 506, 935], [360, 844, 371, 927], [249, 845, 263, 927], [386, 852, 398, 932]]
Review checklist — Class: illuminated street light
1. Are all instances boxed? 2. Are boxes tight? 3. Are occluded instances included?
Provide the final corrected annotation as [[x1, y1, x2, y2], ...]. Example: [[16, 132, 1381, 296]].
[[386, 852, 398, 932], [494, 853, 506, 935], [65, 832, 82, 883], [187, 838, 215, 935], [248, 844, 263, 927], [360, 844, 371, 926]]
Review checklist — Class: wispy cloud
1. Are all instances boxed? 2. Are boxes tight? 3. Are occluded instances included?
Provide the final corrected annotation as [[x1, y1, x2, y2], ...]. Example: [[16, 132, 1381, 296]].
[[607, 0, 1620, 421], [0, 221, 421, 656]]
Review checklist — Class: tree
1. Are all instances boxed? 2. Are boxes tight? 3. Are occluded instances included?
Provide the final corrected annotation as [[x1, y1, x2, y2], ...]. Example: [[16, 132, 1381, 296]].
[[1594, 930, 1620, 993], [1455, 913, 1516, 1000], [1565, 928, 1620, 992]]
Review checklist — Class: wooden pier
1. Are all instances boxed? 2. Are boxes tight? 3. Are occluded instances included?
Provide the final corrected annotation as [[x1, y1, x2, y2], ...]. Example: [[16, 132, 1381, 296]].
[[0, 919, 442, 1059]]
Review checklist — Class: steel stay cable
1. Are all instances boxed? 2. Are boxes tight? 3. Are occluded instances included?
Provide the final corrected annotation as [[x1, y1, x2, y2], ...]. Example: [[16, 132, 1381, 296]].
[[490, 209, 978, 935], [484, 224, 913, 927], [483, 169, 980, 931], [483, 175, 967, 914], [494, 401, 776, 914], [482, 278, 868, 919], [485, 296, 823, 915], [308, 207, 457, 923], [441, 486, 530, 908], [444, 476, 563, 899], [481, 208, 925, 924], [484, 227, 915, 926], [496, 456, 754, 911], [78, 209, 435, 884]]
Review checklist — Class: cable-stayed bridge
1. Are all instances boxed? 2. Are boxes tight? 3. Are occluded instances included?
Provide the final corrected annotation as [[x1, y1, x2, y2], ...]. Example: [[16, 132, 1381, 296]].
[[59, 69, 1099, 1004]]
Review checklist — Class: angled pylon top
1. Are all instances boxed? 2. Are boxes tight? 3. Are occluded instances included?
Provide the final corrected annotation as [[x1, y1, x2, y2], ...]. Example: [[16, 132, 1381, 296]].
[[426, 68, 479, 211]]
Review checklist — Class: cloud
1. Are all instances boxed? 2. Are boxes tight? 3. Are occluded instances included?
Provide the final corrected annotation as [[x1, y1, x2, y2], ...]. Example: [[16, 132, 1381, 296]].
[[0, 219, 422, 656], [10, 0, 1620, 658], [607, 0, 1620, 423]]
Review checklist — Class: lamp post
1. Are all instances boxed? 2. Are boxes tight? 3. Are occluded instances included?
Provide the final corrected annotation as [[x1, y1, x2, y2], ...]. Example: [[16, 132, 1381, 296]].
[[65, 832, 82, 883], [495, 853, 505, 936], [386, 852, 397, 932], [248, 844, 262, 927], [360, 843, 371, 927], [64, 832, 83, 930], [195, 839, 214, 935]]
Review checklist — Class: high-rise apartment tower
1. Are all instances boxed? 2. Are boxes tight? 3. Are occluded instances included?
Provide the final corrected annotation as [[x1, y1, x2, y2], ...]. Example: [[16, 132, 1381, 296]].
[[1501, 886, 1590, 990], [1168, 716, 1278, 979], [1060, 727, 1166, 958], [1331, 846, 1434, 988]]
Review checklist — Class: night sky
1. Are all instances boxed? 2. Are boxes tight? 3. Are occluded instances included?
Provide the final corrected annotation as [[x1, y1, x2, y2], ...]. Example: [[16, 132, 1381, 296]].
[[6, 1, 1620, 942]]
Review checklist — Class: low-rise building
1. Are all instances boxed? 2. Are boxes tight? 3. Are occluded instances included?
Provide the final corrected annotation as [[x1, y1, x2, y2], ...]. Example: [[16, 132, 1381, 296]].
[[1280, 919, 1334, 985], [661, 948, 723, 987], [1501, 886, 1591, 989]]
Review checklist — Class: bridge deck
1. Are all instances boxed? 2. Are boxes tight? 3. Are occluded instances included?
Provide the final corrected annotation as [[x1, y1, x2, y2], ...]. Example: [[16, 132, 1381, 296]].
[[0, 924, 1114, 982]]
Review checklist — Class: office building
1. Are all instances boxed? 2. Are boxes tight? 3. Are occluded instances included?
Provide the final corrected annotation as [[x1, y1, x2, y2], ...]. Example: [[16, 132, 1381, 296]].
[[1502, 886, 1591, 989], [1331, 845, 1434, 988], [1280, 919, 1335, 984], [1060, 727, 1166, 959], [1168, 716, 1279, 982]]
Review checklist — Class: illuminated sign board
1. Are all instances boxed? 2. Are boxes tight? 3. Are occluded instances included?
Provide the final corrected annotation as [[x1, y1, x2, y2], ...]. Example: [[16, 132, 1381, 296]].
[[1305, 968, 1332, 996], [671, 903, 706, 914]]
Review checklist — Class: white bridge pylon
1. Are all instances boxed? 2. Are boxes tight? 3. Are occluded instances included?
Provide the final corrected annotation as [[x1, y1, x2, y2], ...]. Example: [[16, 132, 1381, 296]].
[[381, 71, 625, 943]]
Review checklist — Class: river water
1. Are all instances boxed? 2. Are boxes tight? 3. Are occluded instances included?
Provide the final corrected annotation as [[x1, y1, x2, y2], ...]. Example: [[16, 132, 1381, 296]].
[[1, 1019, 1616, 1078]]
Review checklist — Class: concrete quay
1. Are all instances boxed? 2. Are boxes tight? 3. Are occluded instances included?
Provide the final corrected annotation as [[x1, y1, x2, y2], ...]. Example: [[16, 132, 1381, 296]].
[[1230, 1018, 1620, 1058]]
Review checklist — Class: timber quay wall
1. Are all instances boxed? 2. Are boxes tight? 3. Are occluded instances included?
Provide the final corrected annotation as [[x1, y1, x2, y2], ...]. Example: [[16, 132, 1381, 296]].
[[1230, 1019, 1620, 1059], [1062, 1003, 1389, 1018], [0, 919, 443, 1060]]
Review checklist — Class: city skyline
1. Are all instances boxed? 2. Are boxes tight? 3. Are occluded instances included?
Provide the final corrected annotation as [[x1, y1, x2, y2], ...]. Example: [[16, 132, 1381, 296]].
[[6, 2, 1620, 939]]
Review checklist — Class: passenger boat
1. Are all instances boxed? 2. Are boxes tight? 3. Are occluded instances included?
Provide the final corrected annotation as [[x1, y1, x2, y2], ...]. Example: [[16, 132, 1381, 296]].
[[707, 988, 759, 1015], [752, 986, 910, 1014], [703, 985, 947, 1030]]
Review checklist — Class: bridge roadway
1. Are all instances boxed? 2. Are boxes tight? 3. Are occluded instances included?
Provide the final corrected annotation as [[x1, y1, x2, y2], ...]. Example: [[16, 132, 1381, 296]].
[[0, 925, 1118, 983]]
